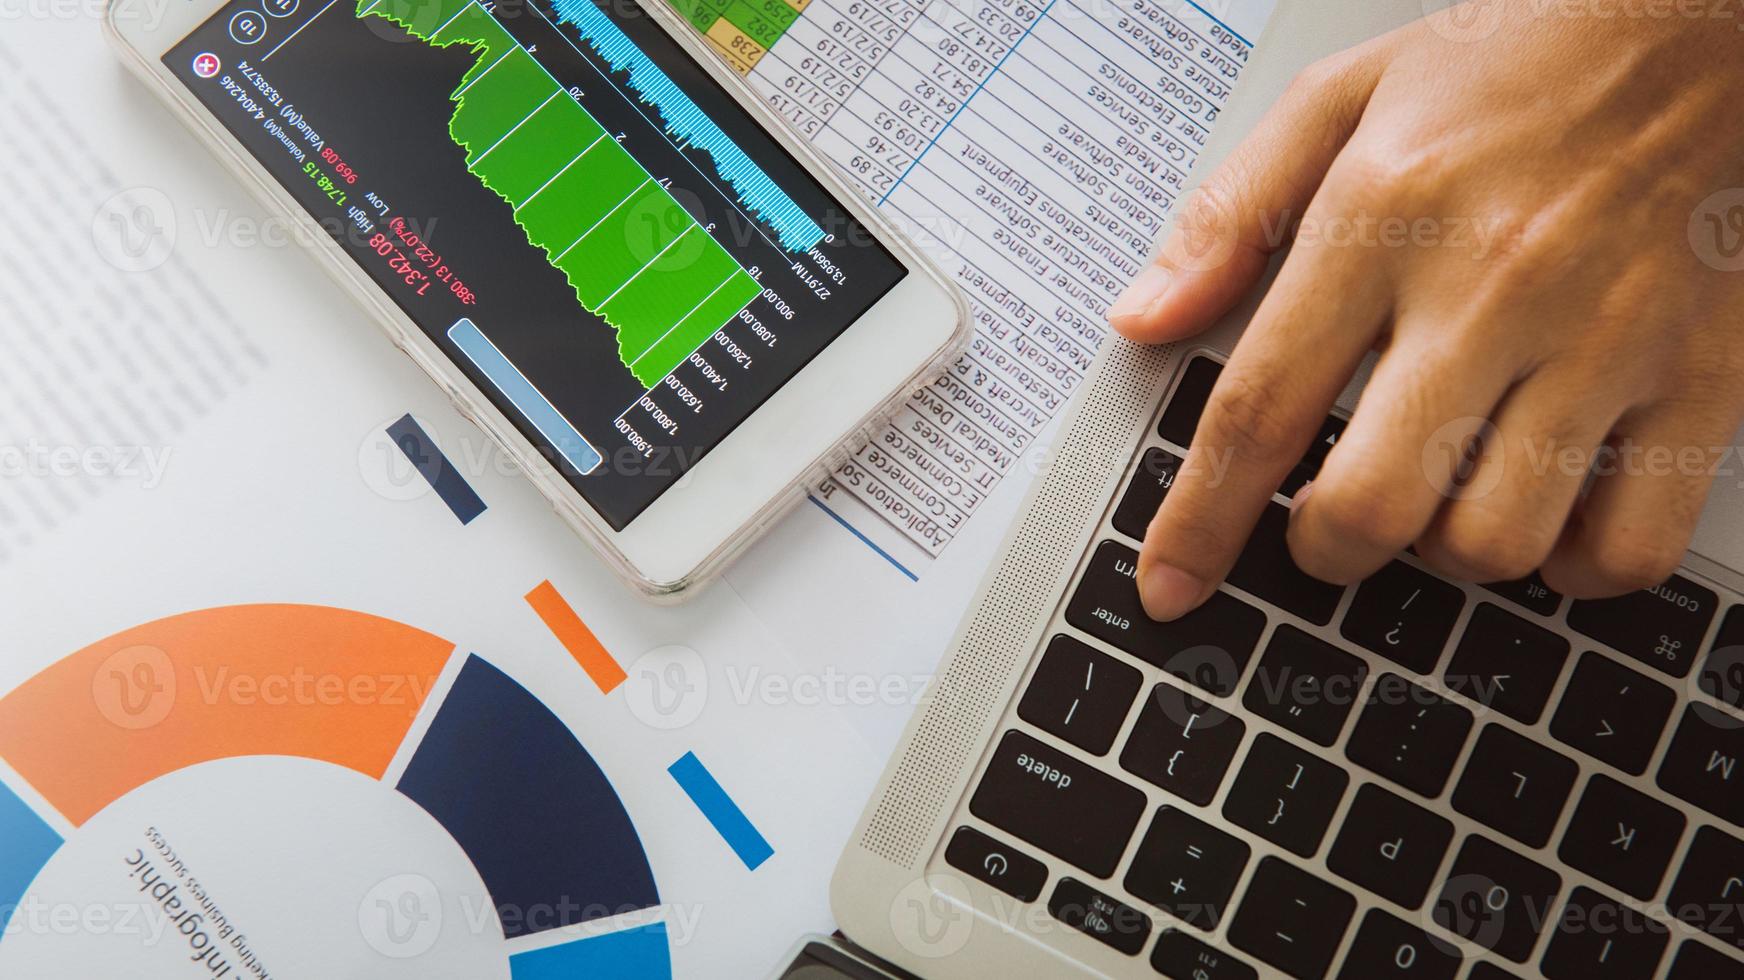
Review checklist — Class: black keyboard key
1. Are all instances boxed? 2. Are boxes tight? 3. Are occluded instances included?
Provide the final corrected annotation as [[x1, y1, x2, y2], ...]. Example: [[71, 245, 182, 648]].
[[1569, 575, 1718, 679], [1444, 603, 1570, 725], [1658, 702, 1744, 825], [1558, 774, 1686, 900], [1227, 857, 1356, 979], [1346, 673, 1473, 797], [1540, 886, 1669, 979], [1483, 572, 1562, 618], [1018, 635, 1142, 755], [1227, 503, 1345, 626], [1701, 605, 1744, 710], [969, 730, 1146, 878], [1049, 877, 1150, 955], [1223, 733, 1348, 857], [1124, 806, 1250, 930], [1335, 909, 1462, 980], [1433, 835, 1563, 963], [1452, 724, 1578, 849], [1067, 541, 1264, 697], [944, 826, 1048, 902], [1141, 593, 1267, 697], [1157, 356, 1219, 448], [1666, 825, 1744, 951], [1244, 625, 1367, 746], [1152, 929, 1258, 980], [1327, 783, 1454, 911], [1469, 963, 1522, 980], [1341, 560, 1465, 673], [1113, 448, 1182, 541], [1667, 939, 1744, 979], [1120, 684, 1245, 806], [1550, 652, 1674, 775]]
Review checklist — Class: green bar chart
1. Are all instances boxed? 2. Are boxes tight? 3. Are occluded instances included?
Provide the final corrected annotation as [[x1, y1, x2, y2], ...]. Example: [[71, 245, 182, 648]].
[[361, 0, 763, 387]]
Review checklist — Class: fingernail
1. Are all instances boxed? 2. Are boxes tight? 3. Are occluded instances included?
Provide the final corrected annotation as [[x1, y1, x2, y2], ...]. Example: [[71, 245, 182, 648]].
[[1140, 562, 1205, 622], [1108, 266, 1174, 325], [1292, 480, 1315, 509]]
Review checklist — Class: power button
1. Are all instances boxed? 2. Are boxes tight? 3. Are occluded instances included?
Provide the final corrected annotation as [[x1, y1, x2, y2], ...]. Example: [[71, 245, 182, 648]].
[[943, 825, 1046, 902]]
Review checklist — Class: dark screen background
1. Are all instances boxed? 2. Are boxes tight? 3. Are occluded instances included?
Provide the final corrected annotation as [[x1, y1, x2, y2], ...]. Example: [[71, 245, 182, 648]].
[[166, 0, 905, 528]]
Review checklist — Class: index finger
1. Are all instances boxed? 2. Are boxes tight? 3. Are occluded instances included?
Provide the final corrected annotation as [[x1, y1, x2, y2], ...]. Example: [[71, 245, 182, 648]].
[[1137, 238, 1386, 621]]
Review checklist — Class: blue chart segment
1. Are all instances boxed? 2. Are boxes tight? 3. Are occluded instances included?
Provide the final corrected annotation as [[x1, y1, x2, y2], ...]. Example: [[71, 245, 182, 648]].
[[549, 0, 827, 252], [511, 921, 671, 978], [0, 781, 60, 932], [396, 654, 663, 939]]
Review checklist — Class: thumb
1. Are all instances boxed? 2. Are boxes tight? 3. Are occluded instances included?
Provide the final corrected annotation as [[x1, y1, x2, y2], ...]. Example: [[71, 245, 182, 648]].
[[1109, 45, 1392, 344]]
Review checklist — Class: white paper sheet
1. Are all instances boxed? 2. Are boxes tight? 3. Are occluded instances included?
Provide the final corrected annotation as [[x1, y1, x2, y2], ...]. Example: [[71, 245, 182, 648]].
[[683, 0, 1276, 576]]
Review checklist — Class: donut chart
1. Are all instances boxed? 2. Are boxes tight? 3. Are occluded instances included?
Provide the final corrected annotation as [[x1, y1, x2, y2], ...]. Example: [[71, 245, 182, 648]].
[[0, 605, 671, 978]]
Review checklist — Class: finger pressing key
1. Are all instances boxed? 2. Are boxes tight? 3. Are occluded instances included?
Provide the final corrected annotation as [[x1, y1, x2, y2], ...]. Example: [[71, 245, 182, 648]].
[[1137, 227, 1389, 621]]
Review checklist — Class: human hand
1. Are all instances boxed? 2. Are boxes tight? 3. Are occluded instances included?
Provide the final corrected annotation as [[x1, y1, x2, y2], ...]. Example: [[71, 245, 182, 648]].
[[1108, 0, 1744, 621]]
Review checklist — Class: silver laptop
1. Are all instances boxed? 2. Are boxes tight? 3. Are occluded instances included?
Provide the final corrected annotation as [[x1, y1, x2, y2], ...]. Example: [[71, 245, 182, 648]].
[[827, 2, 1744, 978]]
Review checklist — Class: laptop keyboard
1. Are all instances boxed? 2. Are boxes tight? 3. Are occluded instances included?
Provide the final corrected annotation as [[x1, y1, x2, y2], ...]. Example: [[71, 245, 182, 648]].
[[942, 354, 1744, 979]]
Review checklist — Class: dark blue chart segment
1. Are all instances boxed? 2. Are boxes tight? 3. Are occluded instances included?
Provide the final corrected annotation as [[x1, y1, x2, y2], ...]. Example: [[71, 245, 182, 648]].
[[396, 655, 660, 938]]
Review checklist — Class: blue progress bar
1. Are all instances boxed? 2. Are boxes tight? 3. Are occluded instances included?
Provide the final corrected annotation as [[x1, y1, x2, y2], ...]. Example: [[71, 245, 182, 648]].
[[448, 318, 602, 476]]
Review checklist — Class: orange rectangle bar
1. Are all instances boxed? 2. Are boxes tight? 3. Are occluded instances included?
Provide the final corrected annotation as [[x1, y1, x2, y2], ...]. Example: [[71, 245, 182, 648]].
[[525, 580, 626, 694]]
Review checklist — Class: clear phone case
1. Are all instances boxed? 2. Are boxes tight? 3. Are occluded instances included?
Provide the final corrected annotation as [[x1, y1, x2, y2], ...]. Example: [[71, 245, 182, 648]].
[[105, 0, 970, 601]]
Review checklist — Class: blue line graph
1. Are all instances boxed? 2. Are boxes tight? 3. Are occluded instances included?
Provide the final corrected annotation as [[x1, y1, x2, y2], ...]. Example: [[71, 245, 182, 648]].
[[550, 0, 826, 252]]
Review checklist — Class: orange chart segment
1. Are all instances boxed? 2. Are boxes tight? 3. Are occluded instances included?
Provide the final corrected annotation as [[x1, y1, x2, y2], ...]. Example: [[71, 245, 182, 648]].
[[0, 605, 453, 826]]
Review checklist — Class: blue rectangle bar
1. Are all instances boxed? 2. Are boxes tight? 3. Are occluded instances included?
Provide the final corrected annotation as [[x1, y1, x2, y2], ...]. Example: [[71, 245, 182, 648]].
[[447, 318, 602, 476], [387, 414, 487, 525], [667, 751, 773, 871]]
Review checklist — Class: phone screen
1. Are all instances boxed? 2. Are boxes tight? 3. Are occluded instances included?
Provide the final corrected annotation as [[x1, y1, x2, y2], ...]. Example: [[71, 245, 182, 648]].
[[164, 0, 907, 528]]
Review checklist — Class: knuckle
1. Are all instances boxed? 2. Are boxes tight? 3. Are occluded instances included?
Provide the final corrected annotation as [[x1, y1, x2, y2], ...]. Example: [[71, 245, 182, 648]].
[[1308, 476, 1422, 552], [1285, 51, 1366, 109], [1588, 535, 1685, 592], [1427, 522, 1549, 584], [1330, 144, 1440, 210]]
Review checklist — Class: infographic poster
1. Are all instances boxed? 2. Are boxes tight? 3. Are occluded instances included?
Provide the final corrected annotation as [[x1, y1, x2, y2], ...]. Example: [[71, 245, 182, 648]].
[[0, 606, 673, 978]]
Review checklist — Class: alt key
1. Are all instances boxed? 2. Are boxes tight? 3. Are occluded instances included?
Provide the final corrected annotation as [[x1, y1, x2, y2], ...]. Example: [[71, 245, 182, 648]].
[[1152, 929, 1258, 980], [944, 825, 1047, 902]]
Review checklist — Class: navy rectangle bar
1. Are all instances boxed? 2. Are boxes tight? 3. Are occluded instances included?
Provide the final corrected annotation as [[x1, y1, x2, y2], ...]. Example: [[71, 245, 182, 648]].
[[388, 413, 486, 525]]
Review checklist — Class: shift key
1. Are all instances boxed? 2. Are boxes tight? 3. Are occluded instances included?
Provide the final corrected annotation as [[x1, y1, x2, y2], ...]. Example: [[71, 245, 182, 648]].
[[970, 731, 1146, 879]]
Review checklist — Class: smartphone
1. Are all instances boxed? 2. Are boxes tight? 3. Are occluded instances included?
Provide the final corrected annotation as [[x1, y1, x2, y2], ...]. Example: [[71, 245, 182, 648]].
[[105, 0, 967, 598]]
